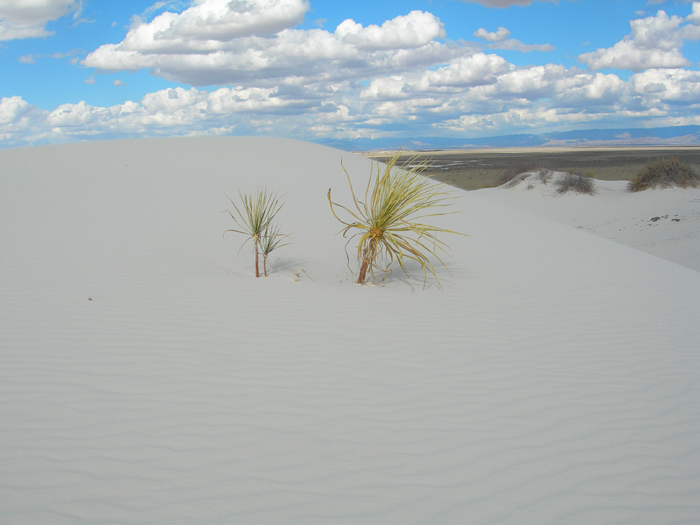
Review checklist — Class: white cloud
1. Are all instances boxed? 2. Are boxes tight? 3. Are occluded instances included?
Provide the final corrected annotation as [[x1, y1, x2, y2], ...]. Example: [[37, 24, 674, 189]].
[[0, 0, 81, 41], [483, 64, 567, 98], [688, 2, 700, 24], [113, 79, 125, 86], [83, 2, 459, 87], [1, 95, 33, 124], [630, 68, 700, 103], [0, 96, 48, 143], [361, 76, 407, 100], [474, 25, 552, 53], [335, 11, 444, 50], [474, 27, 510, 42], [134, 0, 309, 44], [579, 9, 695, 70], [580, 41, 688, 71], [553, 72, 625, 107], [419, 54, 512, 90]]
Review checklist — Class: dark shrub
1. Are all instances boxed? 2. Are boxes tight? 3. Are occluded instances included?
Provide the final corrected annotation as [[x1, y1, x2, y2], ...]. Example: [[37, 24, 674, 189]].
[[555, 172, 596, 194], [497, 162, 551, 187], [628, 157, 700, 192]]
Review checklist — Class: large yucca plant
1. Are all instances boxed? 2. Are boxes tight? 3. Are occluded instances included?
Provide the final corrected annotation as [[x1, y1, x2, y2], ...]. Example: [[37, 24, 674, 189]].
[[225, 188, 286, 277], [328, 152, 463, 287]]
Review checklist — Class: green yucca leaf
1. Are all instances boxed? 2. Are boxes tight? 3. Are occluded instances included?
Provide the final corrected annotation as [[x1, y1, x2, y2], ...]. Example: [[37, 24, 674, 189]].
[[260, 223, 290, 257], [328, 151, 464, 287], [225, 187, 287, 277]]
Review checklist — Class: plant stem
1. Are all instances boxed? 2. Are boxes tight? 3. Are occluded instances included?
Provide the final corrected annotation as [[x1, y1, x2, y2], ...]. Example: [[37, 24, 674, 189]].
[[357, 238, 375, 284], [254, 236, 260, 278], [357, 260, 369, 284]]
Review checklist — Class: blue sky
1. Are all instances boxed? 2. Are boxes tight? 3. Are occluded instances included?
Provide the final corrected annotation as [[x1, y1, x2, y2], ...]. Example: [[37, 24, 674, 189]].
[[1, 0, 700, 148]]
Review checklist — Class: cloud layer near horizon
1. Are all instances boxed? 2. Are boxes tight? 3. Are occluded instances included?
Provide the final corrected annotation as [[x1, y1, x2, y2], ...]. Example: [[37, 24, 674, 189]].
[[2, 0, 700, 147]]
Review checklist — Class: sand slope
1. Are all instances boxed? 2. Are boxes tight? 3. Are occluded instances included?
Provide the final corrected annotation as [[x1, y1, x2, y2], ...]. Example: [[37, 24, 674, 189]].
[[480, 171, 700, 272], [1, 137, 699, 524]]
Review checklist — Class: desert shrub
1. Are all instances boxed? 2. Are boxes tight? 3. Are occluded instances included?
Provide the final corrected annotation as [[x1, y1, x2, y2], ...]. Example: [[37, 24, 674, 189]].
[[555, 171, 596, 194], [627, 157, 700, 192], [537, 168, 553, 185], [225, 188, 287, 277], [497, 162, 551, 187], [328, 152, 463, 287]]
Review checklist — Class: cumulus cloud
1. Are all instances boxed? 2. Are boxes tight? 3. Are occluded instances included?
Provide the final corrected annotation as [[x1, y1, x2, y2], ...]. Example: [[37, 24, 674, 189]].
[[418, 54, 512, 90], [688, 2, 700, 24], [630, 68, 700, 103], [474, 26, 552, 52], [361, 76, 407, 100], [474, 27, 510, 42], [579, 8, 699, 70], [0, 0, 82, 40], [0, 96, 48, 143], [335, 11, 444, 50], [83, 1, 458, 87]]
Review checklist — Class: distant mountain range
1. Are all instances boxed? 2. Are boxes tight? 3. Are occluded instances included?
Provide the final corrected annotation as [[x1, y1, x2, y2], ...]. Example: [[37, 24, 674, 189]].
[[318, 125, 700, 152]]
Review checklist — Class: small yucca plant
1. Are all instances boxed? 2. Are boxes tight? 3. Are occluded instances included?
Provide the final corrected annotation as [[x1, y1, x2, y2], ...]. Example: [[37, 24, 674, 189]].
[[259, 223, 290, 277], [328, 152, 463, 287], [225, 188, 286, 277]]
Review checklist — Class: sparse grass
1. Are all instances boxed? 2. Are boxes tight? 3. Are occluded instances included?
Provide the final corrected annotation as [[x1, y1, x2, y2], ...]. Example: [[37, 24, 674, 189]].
[[497, 162, 551, 187], [328, 152, 463, 287], [555, 171, 596, 194], [537, 168, 553, 185], [627, 157, 700, 192], [225, 188, 287, 277]]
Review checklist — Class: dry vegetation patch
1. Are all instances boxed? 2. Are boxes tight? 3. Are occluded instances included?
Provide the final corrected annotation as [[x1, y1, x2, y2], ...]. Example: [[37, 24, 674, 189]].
[[497, 162, 552, 187], [627, 157, 700, 192], [555, 172, 596, 194]]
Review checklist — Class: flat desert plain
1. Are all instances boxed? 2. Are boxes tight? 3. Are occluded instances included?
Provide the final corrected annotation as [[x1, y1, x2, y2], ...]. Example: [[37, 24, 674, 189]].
[[363, 147, 700, 190]]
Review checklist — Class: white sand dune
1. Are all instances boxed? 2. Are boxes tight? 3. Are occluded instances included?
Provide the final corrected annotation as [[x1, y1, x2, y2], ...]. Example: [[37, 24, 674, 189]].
[[481, 171, 700, 273], [1, 137, 699, 524]]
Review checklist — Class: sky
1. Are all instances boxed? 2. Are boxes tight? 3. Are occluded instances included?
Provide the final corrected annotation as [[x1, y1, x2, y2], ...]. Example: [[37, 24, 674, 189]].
[[1, 0, 700, 149]]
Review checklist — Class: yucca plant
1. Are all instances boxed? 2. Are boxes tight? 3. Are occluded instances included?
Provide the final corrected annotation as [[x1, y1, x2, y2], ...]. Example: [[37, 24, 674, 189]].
[[328, 152, 463, 287], [259, 223, 290, 277], [225, 188, 286, 277]]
